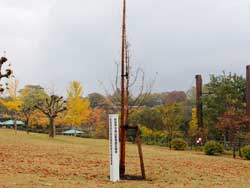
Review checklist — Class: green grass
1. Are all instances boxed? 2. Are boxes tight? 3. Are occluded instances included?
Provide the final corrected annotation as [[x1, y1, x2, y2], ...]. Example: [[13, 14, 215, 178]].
[[0, 128, 250, 188]]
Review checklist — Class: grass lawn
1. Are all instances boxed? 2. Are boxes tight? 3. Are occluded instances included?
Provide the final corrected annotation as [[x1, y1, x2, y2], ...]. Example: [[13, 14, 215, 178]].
[[0, 129, 250, 188]]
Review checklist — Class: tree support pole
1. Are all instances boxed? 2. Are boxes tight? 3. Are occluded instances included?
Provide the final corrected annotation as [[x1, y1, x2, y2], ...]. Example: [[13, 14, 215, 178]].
[[120, 0, 127, 177]]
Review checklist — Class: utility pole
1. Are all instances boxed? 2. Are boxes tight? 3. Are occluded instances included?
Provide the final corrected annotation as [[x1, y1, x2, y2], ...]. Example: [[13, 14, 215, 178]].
[[120, 0, 127, 177], [196, 75, 203, 128], [246, 66, 250, 115]]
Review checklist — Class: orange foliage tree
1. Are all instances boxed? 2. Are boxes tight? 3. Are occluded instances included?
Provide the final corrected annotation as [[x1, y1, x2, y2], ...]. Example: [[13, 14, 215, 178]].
[[86, 108, 107, 138], [216, 107, 241, 157]]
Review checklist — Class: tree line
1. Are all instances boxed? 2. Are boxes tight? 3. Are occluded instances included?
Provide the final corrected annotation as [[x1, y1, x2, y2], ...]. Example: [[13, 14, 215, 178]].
[[1, 72, 250, 155]]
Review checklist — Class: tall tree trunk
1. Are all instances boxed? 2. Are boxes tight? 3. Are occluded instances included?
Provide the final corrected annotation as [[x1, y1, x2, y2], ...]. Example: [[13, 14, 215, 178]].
[[49, 117, 55, 138], [26, 117, 30, 135], [238, 137, 242, 158]]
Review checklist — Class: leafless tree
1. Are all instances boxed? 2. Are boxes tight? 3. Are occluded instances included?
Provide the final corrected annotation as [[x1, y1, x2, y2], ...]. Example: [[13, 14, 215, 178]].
[[0, 56, 12, 92], [35, 95, 67, 138]]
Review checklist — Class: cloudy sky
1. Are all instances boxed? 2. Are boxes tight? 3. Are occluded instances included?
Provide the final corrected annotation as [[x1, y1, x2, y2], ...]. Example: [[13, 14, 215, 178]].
[[0, 0, 249, 95]]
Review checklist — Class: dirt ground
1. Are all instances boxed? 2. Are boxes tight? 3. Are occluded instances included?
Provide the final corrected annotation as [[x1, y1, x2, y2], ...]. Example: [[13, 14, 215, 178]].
[[0, 129, 250, 188]]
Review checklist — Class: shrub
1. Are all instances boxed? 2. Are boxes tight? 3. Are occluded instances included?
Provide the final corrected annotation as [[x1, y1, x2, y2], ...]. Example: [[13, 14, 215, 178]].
[[241, 145, 250, 160], [171, 138, 188, 150], [204, 141, 223, 155]]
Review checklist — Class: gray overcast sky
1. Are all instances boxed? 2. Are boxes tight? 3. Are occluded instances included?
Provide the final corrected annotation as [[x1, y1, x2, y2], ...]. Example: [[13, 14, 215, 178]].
[[0, 0, 250, 96]]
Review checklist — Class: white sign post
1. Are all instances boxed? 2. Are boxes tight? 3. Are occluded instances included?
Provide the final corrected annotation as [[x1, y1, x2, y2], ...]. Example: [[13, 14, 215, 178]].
[[109, 114, 120, 182]]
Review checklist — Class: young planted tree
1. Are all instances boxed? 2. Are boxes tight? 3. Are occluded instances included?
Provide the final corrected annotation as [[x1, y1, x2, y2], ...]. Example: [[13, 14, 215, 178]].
[[35, 95, 67, 138], [99, 2, 156, 176]]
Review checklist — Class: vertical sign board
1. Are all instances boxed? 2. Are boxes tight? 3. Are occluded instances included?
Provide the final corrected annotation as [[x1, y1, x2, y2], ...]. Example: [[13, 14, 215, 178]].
[[109, 114, 120, 181]]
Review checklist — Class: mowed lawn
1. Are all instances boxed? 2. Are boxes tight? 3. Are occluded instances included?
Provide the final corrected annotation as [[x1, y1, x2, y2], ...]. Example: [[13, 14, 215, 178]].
[[0, 129, 250, 188]]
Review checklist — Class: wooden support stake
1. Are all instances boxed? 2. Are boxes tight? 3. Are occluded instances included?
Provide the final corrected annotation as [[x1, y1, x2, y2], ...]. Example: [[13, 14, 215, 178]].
[[136, 127, 146, 180]]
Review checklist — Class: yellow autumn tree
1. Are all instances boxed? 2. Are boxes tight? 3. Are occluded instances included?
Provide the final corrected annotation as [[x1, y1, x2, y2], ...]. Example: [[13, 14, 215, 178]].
[[188, 107, 199, 147], [0, 79, 22, 133], [65, 81, 90, 128]]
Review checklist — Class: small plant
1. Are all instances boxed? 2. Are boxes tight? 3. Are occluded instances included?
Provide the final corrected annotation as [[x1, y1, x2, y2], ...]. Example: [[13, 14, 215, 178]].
[[204, 141, 223, 155], [241, 145, 250, 160], [171, 138, 188, 150]]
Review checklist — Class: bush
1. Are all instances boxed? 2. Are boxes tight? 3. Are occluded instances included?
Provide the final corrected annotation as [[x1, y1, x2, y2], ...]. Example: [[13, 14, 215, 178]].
[[204, 141, 223, 155], [241, 145, 250, 160], [171, 138, 187, 150]]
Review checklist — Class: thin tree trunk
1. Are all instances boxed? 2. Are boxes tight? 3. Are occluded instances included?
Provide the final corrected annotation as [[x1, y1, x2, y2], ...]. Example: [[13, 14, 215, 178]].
[[233, 142, 236, 159], [223, 134, 226, 148], [190, 138, 193, 150], [169, 131, 172, 150], [26, 117, 30, 135], [53, 121, 56, 138], [14, 115, 17, 135]]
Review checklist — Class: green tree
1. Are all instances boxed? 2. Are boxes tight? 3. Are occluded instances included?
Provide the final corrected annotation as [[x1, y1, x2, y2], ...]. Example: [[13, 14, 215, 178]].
[[142, 93, 168, 107], [88, 92, 107, 108], [203, 72, 245, 140], [129, 107, 163, 130], [19, 85, 48, 131]]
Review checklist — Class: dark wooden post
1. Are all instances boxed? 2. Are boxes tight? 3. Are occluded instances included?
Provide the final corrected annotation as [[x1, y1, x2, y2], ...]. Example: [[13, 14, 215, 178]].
[[246, 66, 250, 115], [196, 75, 203, 128]]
